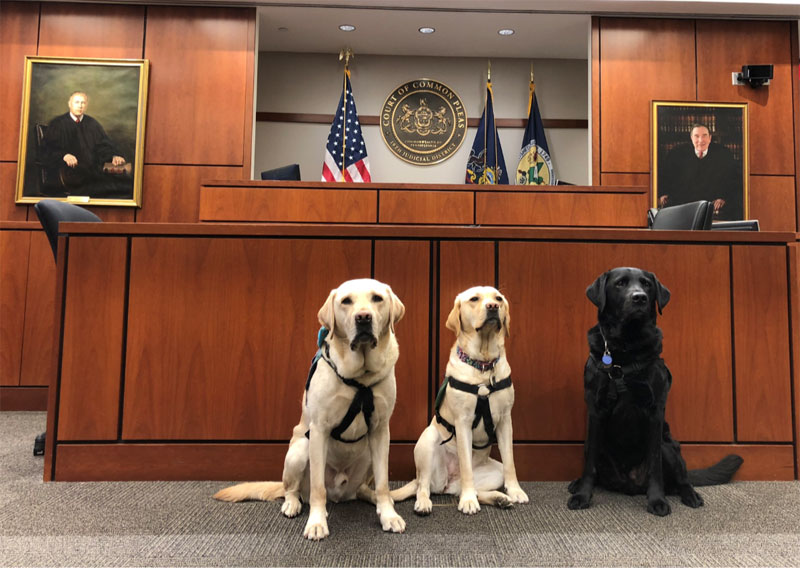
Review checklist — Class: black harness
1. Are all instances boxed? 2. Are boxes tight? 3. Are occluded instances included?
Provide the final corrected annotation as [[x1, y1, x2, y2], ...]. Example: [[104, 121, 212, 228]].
[[305, 328, 376, 444], [434, 375, 512, 450]]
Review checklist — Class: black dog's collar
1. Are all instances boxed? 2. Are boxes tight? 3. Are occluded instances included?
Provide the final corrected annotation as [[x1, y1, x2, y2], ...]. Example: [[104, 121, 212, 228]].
[[456, 345, 499, 372], [589, 353, 659, 400]]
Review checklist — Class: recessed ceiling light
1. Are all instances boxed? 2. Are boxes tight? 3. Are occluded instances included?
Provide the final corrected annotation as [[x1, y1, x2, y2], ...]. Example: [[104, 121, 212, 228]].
[[498, 28, 515, 36], [418, 27, 435, 34], [339, 24, 356, 32]]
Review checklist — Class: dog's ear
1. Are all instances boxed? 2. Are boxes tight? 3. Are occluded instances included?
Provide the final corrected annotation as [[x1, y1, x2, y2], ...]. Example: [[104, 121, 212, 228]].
[[501, 295, 511, 338], [386, 285, 405, 333], [649, 272, 671, 314], [445, 298, 462, 336], [317, 288, 337, 334], [586, 272, 609, 312]]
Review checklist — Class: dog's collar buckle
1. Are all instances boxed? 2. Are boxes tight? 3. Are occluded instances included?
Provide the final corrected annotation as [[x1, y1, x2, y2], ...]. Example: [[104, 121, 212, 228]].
[[456, 346, 499, 372]]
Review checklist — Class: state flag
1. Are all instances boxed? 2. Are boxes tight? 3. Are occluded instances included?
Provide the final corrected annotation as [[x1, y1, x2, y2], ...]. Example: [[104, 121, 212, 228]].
[[517, 79, 555, 185], [465, 80, 508, 185]]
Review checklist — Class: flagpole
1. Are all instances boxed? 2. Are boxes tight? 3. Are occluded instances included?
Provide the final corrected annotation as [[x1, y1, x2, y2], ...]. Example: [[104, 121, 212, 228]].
[[485, 60, 490, 182], [339, 48, 353, 182], [529, 62, 535, 116]]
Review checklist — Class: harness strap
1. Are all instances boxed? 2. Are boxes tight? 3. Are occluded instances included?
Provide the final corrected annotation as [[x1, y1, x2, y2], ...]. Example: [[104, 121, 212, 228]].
[[588, 354, 658, 401], [434, 375, 512, 449]]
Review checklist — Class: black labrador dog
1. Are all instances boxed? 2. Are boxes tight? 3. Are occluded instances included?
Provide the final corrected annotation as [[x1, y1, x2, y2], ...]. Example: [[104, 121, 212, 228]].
[[567, 267, 743, 516]]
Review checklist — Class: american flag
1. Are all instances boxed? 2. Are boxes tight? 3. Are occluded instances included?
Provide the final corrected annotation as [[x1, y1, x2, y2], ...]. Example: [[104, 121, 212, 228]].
[[321, 70, 371, 182]]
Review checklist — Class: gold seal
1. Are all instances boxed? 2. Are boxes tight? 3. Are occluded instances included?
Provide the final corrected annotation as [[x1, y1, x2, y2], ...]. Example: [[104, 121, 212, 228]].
[[380, 79, 467, 166]]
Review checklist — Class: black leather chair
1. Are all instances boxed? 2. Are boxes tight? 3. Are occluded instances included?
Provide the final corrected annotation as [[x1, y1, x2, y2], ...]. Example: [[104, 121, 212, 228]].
[[260, 163, 301, 181], [31, 200, 102, 455], [648, 200, 714, 230]]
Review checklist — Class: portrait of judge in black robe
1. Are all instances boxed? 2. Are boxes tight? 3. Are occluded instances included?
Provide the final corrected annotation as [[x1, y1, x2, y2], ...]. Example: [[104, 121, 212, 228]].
[[657, 123, 744, 221], [38, 91, 132, 198]]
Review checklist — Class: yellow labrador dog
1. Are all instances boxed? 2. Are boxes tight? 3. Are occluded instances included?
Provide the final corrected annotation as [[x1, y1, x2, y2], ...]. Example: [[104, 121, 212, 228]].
[[392, 286, 528, 515], [214, 278, 406, 540]]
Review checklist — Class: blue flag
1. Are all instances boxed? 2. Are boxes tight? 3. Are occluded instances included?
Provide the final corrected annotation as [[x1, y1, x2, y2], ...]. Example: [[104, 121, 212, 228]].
[[465, 81, 508, 185], [517, 80, 555, 185]]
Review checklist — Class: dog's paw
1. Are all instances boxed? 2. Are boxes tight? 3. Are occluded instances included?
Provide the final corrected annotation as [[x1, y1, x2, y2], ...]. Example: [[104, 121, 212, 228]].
[[281, 495, 302, 518], [414, 495, 433, 516], [567, 478, 582, 494], [303, 513, 330, 541], [506, 485, 529, 504], [567, 493, 592, 510], [379, 510, 406, 533], [647, 497, 672, 517], [495, 494, 514, 509], [458, 492, 480, 515], [680, 488, 704, 508]]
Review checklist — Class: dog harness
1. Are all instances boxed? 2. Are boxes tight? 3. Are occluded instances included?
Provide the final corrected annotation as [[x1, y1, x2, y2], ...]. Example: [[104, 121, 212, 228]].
[[591, 327, 660, 402], [434, 347, 512, 449], [305, 327, 375, 444]]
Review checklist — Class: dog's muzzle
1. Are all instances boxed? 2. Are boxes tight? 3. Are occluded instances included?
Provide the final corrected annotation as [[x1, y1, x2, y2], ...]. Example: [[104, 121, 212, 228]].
[[477, 306, 502, 332], [350, 313, 377, 350]]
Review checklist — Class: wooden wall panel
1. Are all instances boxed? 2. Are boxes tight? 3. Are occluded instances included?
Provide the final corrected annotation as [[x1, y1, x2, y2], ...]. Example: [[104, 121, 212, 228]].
[[20, 231, 57, 386], [499, 242, 733, 442], [791, 243, 800, 477], [476, 192, 647, 227], [748, 175, 797, 232], [732, 245, 793, 442], [139, 165, 243, 223], [591, 17, 600, 186], [0, 163, 27, 223], [437, 242, 495, 385], [380, 191, 472, 224], [0, 230, 31, 385], [600, 18, 696, 174], [0, 1, 39, 164], [600, 173, 649, 189], [122, 237, 371, 440], [696, 20, 794, 176], [58, 237, 127, 440], [375, 241, 431, 440], [38, 3, 144, 59], [143, 6, 254, 166]]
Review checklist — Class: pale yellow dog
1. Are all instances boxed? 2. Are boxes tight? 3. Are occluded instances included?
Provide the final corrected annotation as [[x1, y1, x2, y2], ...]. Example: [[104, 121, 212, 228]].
[[392, 286, 528, 514], [214, 278, 406, 540]]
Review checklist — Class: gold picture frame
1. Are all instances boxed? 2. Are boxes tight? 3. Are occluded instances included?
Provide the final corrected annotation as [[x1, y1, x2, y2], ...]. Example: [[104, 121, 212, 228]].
[[651, 101, 749, 221], [15, 56, 149, 207]]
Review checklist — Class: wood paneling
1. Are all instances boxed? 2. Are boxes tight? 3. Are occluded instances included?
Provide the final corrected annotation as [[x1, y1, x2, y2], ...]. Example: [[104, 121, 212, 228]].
[[20, 231, 57, 386], [375, 241, 431, 440], [0, 163, 28, 223], [601, 173, 650, 189], [200, 186, 377, 223], [58, 237, 127, 441], [591, 17, 600, 186], [748, 175, 797, 232], [732, 245, 793, 442], [477, 191, 647, 227], [0, 2, 39, 163], [0, 386, 48, 410], [790, 243, 800, 477], [380, 191, 472, 225], [437, 242, 495, 386], [139, 165, 243, 223], [600, 18, 696, 174], [696, 20, 794, 176], [144, 6, 254, 166], [122, 237, 371, 440], [499, 242, 733, 442], [0, 229, 30, 385], [38, 3, 144, 59]]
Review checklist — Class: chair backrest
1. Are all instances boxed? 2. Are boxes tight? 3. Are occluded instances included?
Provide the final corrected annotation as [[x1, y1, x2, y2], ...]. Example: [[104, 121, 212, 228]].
[[33, 200, 102, 261], [260, 163, 301, 181], [649, 200, 714, 231]]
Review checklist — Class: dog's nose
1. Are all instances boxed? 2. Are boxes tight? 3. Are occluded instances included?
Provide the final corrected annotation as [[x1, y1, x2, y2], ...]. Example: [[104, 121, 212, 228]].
[[486, 303, 499, 311], [355, 312, 372, 324], [631, 292, 648, 304]]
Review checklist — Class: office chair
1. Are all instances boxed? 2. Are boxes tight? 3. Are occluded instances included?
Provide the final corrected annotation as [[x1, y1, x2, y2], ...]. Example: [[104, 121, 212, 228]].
[[31, 200, 102, 455], [648, 200, 714, 230], [260, 163, 301, 181]]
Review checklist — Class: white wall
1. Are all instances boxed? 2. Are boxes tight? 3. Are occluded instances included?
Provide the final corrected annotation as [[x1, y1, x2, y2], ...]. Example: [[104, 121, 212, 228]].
[[255, 53, 589, 185]]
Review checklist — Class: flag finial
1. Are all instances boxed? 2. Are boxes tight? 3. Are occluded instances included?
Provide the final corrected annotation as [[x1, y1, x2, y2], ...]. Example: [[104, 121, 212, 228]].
[[339, 47, 354, 69], [530, 62, 535, 84], [487, 59, 491, 82]]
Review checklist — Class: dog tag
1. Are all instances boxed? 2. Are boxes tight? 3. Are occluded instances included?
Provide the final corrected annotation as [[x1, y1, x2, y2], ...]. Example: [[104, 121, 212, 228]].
[[602, 351, 612, 366]]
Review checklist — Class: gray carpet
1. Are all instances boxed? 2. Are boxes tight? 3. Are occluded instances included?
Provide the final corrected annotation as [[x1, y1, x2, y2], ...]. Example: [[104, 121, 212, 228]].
[[1, 412, 799, 567]]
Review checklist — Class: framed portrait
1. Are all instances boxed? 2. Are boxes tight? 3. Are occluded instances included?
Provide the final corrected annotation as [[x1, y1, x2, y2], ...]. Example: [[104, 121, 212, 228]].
[[651, 101, 749, 221], [15, 56, 149, 207]]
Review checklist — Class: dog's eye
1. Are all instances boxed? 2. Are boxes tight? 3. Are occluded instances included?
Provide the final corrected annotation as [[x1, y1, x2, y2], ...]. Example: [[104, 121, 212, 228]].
[[372, 294, 383, 303], [641, 279, 651, 288], [341, 297, 353, 305], [495, 295, 504, 302], [615, 279, 627, 287], [469, 296, 479, 302]]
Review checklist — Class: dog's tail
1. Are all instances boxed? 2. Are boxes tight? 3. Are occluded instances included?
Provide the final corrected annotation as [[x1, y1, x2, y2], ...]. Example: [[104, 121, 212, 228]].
[[687, 454, 744, 486], [389, 480, 417, 502], [213, 481, 285, 502]]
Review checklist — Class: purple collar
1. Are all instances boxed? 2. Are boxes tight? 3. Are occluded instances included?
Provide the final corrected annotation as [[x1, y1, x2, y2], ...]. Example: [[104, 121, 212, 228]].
[[456, 345, 499, 372]]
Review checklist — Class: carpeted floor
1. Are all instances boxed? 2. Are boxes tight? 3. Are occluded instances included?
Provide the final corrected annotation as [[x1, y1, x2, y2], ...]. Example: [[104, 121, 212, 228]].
[[1, 412, 799, 567]]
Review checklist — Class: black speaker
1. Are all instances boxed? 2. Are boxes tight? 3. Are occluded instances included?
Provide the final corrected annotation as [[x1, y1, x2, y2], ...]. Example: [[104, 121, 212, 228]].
[[739, 65, 773, 87]]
